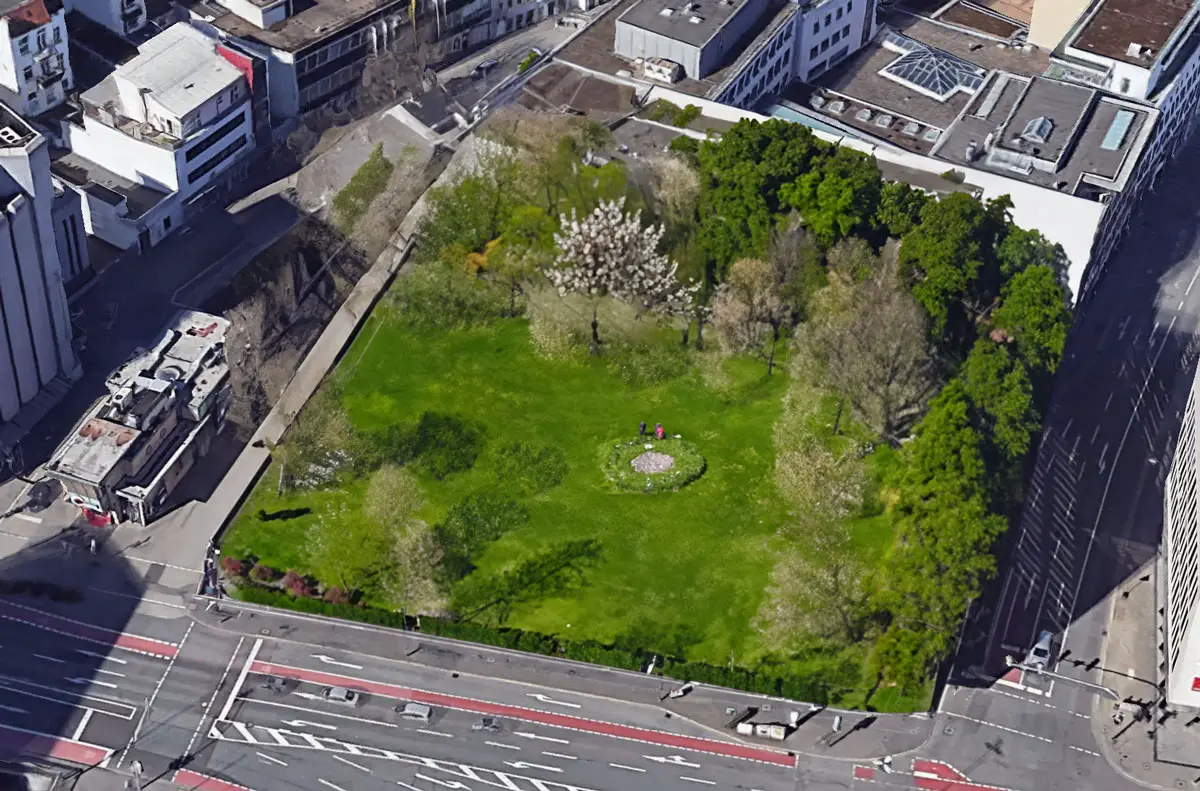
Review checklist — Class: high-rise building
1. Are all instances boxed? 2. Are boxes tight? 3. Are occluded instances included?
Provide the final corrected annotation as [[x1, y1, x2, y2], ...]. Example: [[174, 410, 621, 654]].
[[0, 102, 81, 460], [1164, 365, 1200, 705]]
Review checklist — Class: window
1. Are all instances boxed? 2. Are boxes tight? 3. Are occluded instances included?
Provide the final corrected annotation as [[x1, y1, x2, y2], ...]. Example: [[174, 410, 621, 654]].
[[836, 6, 842, 18], [831, 30, 840, 44], [26, 91, 35, 100], [18, 36, 28, 55], [824, 13, 831, 24], [187, 134, 247, 184], [36, 29, 45, 48], [1120, 77, 1130, 93], [53, 26, 60, 43], [842, 23, 848, 37], [22, 66, 31, 81], [185, 110, 246, 162], [812, 21, 818, 33], [820, 38, 829, 52], [163, 216, 172, 231], [809, 45, 818, 58]]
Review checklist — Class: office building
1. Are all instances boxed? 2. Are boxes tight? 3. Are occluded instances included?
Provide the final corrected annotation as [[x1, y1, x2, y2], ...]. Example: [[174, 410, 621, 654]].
[[1164, 363, 1200, 706]]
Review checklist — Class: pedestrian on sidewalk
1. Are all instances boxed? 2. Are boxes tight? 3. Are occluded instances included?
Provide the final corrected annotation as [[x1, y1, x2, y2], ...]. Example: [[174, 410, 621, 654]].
[[89, 537, 97, 556]]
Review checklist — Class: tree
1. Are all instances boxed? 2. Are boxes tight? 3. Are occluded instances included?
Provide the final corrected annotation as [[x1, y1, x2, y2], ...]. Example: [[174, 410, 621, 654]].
[[996, 226, 1069, 287], [991, 265, 1071, 378], [795, 253, 937, 441], [875, 181, 930, 239], [307, 508, 397, 598], [546, 198, 696, 351], [825, 236, 879, 283], [781, 147, 882, 247], [898, 193, 1010, 342], [711, 258, 790, 374], [768, 221, 826, 321], [757, 528, 868, 645], [362, 464, 424, 527], [416, 151, 528, 264], [387, 519, 445, 615], [491, 205, 556, 316], [695, 119, 826, 274], [775, 438, 865, 531], [962, 339, 1039, 465]]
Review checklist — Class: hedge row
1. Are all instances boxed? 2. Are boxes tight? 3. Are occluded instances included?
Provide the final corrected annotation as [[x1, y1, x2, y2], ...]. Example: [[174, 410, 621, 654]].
[[230, 585, 829, 703]]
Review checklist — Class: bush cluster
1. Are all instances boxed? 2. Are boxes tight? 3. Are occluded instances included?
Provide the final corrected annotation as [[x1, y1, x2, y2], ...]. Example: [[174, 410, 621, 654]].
[[365, 411, 485, 479], [494, 441, 569, 495], [605, 437, 706, 493]]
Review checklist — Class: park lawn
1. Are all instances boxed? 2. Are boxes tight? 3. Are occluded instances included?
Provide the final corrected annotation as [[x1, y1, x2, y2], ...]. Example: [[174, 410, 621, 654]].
[[224, 310, 909, 699]]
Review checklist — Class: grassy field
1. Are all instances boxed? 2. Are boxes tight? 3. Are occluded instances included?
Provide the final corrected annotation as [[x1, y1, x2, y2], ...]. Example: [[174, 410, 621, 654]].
[[223, 307, 918, 707]]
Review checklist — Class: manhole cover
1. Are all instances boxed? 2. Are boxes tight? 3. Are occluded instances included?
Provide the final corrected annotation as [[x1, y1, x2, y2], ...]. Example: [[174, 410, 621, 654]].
[[1175, 779, 1185, 788], [1144, 763, 1152, 771], [259, 628, 271, 635], [944, 726, 955, 735]]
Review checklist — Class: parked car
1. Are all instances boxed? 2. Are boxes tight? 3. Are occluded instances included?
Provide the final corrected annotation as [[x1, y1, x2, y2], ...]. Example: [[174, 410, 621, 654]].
[[471, 59, 500, 78], [322, 686, 361, 707], [472, 716, 502, 732], [396, 702, 434, 722]]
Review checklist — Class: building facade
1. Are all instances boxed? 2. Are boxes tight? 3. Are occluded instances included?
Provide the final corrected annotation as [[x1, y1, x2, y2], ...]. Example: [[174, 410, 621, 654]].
[[65, 0, 147, 37], [0, 0, 71, 117], [1164, 363, 1200, 706], [0, 103, 80, 455], [46, 310, 231, 525]]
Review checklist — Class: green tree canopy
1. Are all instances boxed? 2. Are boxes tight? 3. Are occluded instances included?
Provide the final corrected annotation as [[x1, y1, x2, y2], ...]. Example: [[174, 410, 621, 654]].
[[875, 181, 930, 239], [781, 147, 882, 247], [991, 265, 1072, 377], [962, 339, 1039, 465]]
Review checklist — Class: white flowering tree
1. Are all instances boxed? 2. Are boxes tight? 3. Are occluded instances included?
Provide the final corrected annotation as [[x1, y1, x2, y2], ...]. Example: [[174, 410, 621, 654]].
[[546, 198, 697, 351]]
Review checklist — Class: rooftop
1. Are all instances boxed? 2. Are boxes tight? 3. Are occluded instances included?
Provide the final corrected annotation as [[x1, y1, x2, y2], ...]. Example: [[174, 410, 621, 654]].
[[51, 149, 170, 219], [1, 0, 61, 35], [932, 72, 1154, 195], [1071, 0, 1192, 67], [210, 0, 407, 53], [799, 12, 1048, 152], [0, 102, 37, 148], [520, 62, 638, 118], [617, 0, 747, 49], [116, 23, 242, 119], [48, 310, 229, 485]]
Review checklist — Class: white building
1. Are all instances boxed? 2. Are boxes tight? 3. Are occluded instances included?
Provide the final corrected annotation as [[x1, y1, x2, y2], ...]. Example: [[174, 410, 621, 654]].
[[46, 310, 231, 525], [0, 0, 71, 117], [0, 103, 81, 458], [55, 22, 254, 250], [1164, 364, 1200, 706]]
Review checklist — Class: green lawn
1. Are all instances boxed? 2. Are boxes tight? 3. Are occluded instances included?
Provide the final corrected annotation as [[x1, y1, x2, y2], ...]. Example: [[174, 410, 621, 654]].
[[223, 309, 921, 707]]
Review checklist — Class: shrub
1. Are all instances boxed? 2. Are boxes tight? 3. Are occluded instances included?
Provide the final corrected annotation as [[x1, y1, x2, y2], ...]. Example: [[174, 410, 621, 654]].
[[606, 342, 691, 387], [332, 143, 394, 232], [518, 50, 539, 72], [494, 442, 569, 494], [674, 104, 701, 127], [410, 412, 485, 479], [605, 437, 707, 493], [221, 556, 248, 577], [435, 490, 528, 579], [281, 569, 304, 590], [669, 135, 699, 162], [391, 259, 509, 331], [324, 586, 351, 605], [645, 100, 681, 123], [250, 564, 278, 583], [939, 169, 966, 184]]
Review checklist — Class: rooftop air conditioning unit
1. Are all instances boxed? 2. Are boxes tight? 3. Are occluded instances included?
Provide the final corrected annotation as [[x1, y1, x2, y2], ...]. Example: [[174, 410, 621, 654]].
[[689, 15, 703, 23]]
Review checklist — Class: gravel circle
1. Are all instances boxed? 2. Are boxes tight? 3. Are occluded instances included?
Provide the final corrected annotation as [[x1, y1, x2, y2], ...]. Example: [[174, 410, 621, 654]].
[[631, 451, 676, 473]]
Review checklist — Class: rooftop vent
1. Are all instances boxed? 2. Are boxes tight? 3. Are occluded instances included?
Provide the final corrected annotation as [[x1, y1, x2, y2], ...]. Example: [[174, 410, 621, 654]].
[[684, 2, 698, 10], [810, 95, 826, 109], [659, 7, 674, 15], [855, 108, 872, 122], [827, 100, 845, 114], [1021, 116, 1052, 145], [0, 126, 21, 145], [922, 127, 941, 143], [689, 14, 703, 22], [1126, 42, 1149, 58], [902, 120, 920, 136], [875, 113, 894, 128]]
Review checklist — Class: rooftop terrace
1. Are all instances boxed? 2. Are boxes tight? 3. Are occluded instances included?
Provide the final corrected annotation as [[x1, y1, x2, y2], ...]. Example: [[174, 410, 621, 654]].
[[1071, 0, 1192, 67]]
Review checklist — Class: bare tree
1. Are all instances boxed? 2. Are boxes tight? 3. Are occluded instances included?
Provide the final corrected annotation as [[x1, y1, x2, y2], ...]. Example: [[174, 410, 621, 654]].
[[711, 258, 789, 374], [775, 440, 865, 531], [755, 527, 868, 645], [648, 154, 700, 227], [794, 250, 936, 441]]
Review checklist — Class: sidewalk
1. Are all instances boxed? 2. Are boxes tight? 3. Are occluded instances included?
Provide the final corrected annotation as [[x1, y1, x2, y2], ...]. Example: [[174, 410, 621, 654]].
[[1093, 558, 1200, 790], [192, 597, 933, 762]]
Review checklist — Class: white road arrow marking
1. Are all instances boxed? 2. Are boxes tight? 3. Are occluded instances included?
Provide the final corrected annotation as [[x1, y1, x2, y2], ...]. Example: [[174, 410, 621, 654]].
[[413, 773, 472, 789], [514, 731, 569, 744], [311, 654, 363, 669], [503, 761, 562, 773], [67, 678, 117, 689], [524, 694, 580, 709], [280, 719, 337, 731], [644, 755, 701, 768], [485, 741, 520, 751]]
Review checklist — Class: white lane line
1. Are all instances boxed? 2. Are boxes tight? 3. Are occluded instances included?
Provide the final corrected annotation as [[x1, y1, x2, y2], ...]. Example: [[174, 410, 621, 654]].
[[86, 587, 189, 610], [609, 764, 646, 773], [318, 780, 348, 791], [415, 773, 470, 788], [95, 669, 125, 678], [487, 741, 520, 751], [332, 755, 371, 773], [0, 680, 135, 719], [541, 752, 577, 760], [416, 729, 453, 738], [680, 777, 716, 785], [68, 678, 117, 689], [397, 783, 421, 791], [257, 752, 288, 767], [71, 710, 93, 741], [0, 704, 27, 714], [503, 761, 561, 773], [184, 636, 242, 760], [76, 650, 127, 664], [119, 619, 193, 768], [1069, 745, 1100, 757], [12, 513, 41, 523], [32, 654, 63, 663], [514, 731, 569, 744], [241, 698, 399, 727], [947, 713, 1053, 743], [217, 637, 262, 723]]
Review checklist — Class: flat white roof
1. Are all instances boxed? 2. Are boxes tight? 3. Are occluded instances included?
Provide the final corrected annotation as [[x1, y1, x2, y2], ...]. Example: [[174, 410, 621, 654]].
[[118, 22, 242, 119]]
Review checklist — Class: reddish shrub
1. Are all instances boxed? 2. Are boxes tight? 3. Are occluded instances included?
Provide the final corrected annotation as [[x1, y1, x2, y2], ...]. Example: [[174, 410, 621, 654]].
[[323, 586, 350, 605], [280, 570, 303, 589], [250, 564, 278, 583], [221, 556, 247, 576]]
